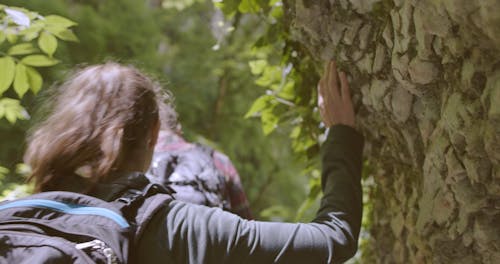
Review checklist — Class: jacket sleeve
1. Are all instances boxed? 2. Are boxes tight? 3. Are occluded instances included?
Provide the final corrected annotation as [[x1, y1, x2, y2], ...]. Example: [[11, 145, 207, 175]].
[[138, 125, 364, 264]]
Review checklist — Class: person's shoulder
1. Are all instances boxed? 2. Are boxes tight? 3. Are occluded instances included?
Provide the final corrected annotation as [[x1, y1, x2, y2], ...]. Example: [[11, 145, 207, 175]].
[[213, 150, 230, 162], [211, 150, 239, 177]]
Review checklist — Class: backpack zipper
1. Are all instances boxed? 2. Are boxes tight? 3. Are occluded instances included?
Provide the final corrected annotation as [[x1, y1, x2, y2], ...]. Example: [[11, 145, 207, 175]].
[[76, 239, 119, 264]]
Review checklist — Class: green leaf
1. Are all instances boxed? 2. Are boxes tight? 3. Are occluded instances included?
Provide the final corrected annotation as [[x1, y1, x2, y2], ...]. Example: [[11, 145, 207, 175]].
[[7, 43, 38, 56], [248, 59, 267, 75], [21, 55, 59, 67], [19, 20, 44, 41], [238, 0, 259, 13], [26, 66, 43, 94], [255, 65, 281, 87], [0, 98, 26, 124], [244, 95, 272, 118], [0, 31, 5, 44], [16, 163, 32, 176], [38, 31, 58, 57], [53, 29, 78, 42], [269, 4, 283, 19], [6, 33, 18, 44], [44, 15, 77, 28], [261, 108, 279, 135], [0, 166, 9, 178], [14, 63, 29, 98], [5, 106, 17, 124], [214, 0, 241, 16], [5, 8, 30, 27], [290, 125, 301, 139], [277, 80, 295, 100], [0, 56, 16, 94]]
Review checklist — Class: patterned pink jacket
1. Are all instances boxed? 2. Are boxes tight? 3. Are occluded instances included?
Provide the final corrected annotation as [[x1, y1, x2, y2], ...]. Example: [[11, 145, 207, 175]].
[[153, 130, 253, 219]]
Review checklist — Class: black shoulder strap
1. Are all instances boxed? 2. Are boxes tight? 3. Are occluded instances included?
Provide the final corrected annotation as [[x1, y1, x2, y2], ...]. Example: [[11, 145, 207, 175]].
[[112, 183, 174, 222]]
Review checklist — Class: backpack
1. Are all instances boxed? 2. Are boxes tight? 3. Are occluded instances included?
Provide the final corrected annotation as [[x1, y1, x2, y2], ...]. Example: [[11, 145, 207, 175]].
[[147, 143, 229, 210], [0, 181, 173, 264]]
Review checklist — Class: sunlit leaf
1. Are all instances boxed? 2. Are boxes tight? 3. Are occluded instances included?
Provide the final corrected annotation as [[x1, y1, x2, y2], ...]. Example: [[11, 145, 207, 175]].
[[162, 0, 203, 10], [238, 0, 259, 13], [244, 95, 272, 118], [44, 15, 77, 28], [6, 32, 18, 44], [5, 8, 30, 27], [7, 43, 37, 55], [0, 98, 26, 124], [290, 125, 301, 139], [0, 31, 5, 44], [4, 103, 18, 124], [13, 63, 29, 98], [269, 0, 281, 5], [277, 80, 295, 100], [269, 4, 283, 19], [16, 163, 32, 176], [26, 66, 43, 94], [53, 29, 79, 42], [255, 66, 281, 87], [21, 55, 59, 67], [248, 59, 267, 75], [261, 108, 279, 134], [0, 56, 16, 94], [25, 10, 39, 20], [0, 166, 9, 178], [214, 0, 241, 16], [38, 31, 58, 57], [20, 20, 44, 41]]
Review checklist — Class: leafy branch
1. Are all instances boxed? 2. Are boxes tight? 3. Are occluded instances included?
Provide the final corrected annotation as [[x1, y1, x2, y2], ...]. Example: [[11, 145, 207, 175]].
[[0, 5, 78, 199], [0, 5, 78, 124], [214, 0, 325, 219]]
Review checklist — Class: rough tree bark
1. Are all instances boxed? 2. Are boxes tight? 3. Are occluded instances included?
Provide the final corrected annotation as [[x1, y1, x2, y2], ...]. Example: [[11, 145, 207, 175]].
[[283, 0, 499, 263]]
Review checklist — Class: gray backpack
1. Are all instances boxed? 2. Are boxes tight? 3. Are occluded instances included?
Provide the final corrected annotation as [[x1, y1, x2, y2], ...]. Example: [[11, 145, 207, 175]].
[[0, 181, 173, 264], [148, 144, 229, 210]]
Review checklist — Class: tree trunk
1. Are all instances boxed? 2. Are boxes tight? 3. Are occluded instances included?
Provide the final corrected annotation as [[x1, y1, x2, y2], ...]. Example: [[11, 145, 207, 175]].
[[284, 0, 500, 263]]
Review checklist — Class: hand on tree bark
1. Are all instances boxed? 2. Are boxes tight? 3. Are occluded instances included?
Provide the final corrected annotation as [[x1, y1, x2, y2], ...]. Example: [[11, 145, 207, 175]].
[[318, 60, 355, 128]]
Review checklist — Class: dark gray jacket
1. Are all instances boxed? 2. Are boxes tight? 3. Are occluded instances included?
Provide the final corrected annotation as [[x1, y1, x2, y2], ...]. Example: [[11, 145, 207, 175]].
[[128, 125, 364, 264], [73, 125, 363, 263]]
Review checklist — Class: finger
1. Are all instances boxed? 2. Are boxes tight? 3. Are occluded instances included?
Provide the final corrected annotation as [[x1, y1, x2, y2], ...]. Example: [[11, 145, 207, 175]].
[[324, 61, 331, 85], [339, 71, 351, 102], [318, 78, 332, 126], [317, 81, 325, 106], [328, 61, 341, 100]]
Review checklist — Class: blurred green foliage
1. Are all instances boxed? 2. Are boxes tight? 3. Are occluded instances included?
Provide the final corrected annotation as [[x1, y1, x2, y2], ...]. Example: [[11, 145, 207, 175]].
[[0, 0, 375, 260], [0, 0, 316, 221], [215, 0, 326, 218], [0, 4, 76, 198]]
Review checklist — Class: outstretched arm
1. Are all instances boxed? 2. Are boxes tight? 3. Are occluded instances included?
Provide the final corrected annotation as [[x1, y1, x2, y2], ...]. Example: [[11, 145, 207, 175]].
[[137, 61, 363, 263]]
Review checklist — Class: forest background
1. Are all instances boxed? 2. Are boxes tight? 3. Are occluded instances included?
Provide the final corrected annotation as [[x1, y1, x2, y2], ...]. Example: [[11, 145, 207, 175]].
[[0, 0, 329, 228], [1, 0, 499, 263]]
